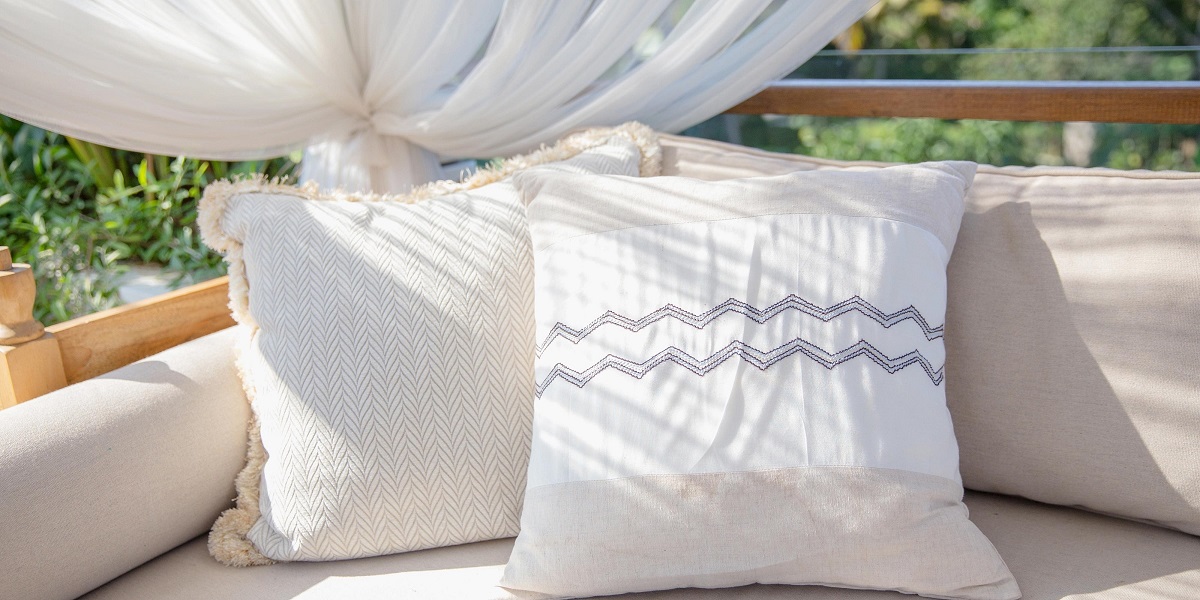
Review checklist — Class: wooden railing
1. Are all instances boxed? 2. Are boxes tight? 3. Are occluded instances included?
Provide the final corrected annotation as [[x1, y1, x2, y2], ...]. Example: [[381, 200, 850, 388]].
[[728, 79, 1200, 124], [0, 249, 233, 408], [3, 79, 1199, 406], [47, 277, 234, 385]]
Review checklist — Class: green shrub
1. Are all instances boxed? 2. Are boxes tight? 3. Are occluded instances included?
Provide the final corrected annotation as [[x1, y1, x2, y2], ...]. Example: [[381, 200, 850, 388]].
[[686, 114, 1200, 172], [0, 116, 297, 325]]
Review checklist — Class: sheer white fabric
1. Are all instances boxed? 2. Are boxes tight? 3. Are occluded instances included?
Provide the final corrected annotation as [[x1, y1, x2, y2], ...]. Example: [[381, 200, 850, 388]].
[[0, 0, 874, 192]]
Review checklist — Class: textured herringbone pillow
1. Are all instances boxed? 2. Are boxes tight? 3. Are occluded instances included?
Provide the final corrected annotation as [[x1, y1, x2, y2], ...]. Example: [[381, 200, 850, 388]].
[[198, 124, 660, 565], [502, 164, 1019, 599]]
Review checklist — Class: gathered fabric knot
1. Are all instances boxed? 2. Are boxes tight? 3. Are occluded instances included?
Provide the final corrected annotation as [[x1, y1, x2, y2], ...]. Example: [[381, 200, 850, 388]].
[[305, 109, 444, 193], [346, 112, 389, 167]]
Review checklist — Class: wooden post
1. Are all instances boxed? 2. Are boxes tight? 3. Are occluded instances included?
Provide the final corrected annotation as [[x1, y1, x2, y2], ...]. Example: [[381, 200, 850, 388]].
[[0, 247, 67, 408]]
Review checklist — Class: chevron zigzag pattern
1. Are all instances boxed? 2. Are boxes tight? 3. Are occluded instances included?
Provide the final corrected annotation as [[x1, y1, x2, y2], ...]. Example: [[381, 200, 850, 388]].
[[504, 161, 1023, 599], [536, 336, 944, 397], [536, 294, 944, 356]]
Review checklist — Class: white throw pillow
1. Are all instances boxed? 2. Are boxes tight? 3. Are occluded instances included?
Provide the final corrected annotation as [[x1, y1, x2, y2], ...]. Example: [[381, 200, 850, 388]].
[[197, 124, 660, 565], [502, 163, 1020, 599]]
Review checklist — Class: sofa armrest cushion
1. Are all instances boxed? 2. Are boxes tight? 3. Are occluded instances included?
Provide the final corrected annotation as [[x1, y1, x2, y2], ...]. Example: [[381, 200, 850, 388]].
[[0, 327, 248, 600]]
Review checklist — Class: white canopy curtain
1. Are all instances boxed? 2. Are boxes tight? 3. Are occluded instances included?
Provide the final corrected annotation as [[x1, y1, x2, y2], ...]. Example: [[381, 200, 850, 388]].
[[0, 0, 876, 193]]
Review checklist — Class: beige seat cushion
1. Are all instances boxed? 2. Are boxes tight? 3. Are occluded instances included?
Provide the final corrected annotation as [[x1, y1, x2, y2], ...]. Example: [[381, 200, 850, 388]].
[[659, 134, 1200, 536], [83, 491, 1200, 599]]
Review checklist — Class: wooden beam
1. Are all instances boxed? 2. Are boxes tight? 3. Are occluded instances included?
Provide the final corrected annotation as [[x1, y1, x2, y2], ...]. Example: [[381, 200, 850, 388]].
[[47, 276, 235, 385], [728, 80, 1200, 124]]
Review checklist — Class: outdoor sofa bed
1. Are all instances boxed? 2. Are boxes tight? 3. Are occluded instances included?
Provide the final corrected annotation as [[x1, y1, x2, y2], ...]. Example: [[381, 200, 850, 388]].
[[2, 133, 1198, 600]]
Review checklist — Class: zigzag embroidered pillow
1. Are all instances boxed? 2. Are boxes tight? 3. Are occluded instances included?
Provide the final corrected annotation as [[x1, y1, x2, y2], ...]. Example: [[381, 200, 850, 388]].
[[502, 163, 1020, 599], [196, 124, 660, 565]]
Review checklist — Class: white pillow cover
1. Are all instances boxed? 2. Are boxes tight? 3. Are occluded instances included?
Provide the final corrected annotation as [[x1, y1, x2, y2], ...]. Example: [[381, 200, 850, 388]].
[[659, 132, 1200, 539], [198, 124, 660, 566], [502, 164, 1020, 599]]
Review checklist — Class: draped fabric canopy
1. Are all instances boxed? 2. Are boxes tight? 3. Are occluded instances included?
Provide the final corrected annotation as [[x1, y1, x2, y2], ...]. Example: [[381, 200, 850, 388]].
[[0, 0, 875, 192]]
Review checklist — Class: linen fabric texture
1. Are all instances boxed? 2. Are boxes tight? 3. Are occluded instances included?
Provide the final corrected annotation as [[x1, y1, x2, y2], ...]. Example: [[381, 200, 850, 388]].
[[82, 489, 1200, 600], [197, 124, 660, 565], [503, 164, 1019, 599], [0, 329, 248, 600], [659, 133, 1200, 538]]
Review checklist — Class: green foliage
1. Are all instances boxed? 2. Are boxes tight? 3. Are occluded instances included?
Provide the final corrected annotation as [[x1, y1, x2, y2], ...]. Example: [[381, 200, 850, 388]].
[[955, 0, 1197, 80], [0, 115, 297, 325], [720, 115, 1061, 166], [691, 115, 1200, 172], [688, 0, 1200, 173], [1093, 123, 1200, 170], [830, 0, 1199, 81]]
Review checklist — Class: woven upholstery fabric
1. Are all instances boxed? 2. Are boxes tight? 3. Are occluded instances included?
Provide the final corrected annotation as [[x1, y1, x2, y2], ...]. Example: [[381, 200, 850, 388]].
[[81, 492, 1200, 600], [659, 133, 1200, 537], [197, 125, 659, 565], [503, 164, 1018, 599], [0, 329, 248, 600]]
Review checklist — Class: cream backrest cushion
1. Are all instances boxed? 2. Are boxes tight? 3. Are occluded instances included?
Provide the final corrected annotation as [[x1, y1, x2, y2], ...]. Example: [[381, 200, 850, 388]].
[[660, 133, 1200, 536]]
